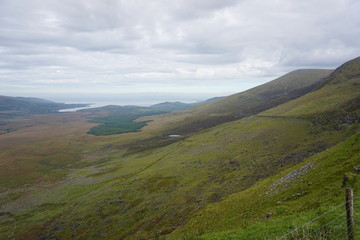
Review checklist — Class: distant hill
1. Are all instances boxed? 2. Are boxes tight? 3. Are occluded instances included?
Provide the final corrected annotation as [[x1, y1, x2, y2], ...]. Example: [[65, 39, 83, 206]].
[[0, 95, 88, 117], [149, 97, 223, 111], [13, 97, 55, 104], [150, 101, 198, 111]]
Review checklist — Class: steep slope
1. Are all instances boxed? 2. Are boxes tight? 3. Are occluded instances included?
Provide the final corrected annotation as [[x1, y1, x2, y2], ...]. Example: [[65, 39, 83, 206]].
[[261, 57, 360, 117], [168, 56, 360, 239], [0, 58, 358, 240], [141, 69, 333, 135], [170, 131, 360, 239]]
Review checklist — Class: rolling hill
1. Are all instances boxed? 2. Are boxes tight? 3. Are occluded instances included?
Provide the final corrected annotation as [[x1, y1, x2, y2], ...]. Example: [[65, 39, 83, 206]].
[[0, 57, 359, 239]]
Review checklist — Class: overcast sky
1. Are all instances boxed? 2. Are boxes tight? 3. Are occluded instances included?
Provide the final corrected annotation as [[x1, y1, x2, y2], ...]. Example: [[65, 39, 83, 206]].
[[1, 0, 360, 103]]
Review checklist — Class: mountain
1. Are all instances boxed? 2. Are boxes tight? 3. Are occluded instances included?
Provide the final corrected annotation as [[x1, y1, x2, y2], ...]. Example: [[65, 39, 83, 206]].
[[0, 95, 88, 117], [0, 57, 359, 240], [141, 69, 333, 136], [169, 56, 360, 239]]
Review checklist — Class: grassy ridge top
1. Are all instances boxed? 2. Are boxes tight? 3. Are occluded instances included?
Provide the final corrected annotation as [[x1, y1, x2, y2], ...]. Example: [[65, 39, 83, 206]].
[[262, 57, 360, 117], [190, 69, 333, 115]]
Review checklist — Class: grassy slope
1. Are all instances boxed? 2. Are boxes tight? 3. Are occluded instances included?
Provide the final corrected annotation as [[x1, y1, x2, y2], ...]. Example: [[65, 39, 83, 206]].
[[140, 69, 332, 135], [187, 69, 333, 116], [168, 56, 360, 239], [1, 58, 359, 239], [4, 115, 352, 239], [0, 113, 99, 187], [170, 131, 360, 239]]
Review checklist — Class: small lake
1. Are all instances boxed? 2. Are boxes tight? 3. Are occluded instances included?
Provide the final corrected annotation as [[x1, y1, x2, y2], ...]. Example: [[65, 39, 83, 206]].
[[58, 102, 124, 112], [58, 104, 94, 112], [168, 134, 181, 137]]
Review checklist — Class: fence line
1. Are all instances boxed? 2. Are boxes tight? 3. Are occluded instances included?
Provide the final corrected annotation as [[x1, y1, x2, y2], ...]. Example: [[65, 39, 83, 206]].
[[331, 222, 349, 239], [316, 220, 347, 239], [277, 201, 349, 239], [277, 195, 359, 240], [302, 211, 346, 238]]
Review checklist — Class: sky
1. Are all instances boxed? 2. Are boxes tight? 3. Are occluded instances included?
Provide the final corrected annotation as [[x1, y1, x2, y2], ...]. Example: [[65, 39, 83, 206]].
[[1, 0, 360, 104]]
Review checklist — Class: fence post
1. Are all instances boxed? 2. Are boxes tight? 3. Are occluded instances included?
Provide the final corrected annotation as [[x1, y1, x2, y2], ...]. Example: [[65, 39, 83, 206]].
[[345, 187, 355, 240]]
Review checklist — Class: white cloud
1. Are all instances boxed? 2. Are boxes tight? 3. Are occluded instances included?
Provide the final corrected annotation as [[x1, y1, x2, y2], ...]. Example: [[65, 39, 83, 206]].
[[0, 0, 359, 101]]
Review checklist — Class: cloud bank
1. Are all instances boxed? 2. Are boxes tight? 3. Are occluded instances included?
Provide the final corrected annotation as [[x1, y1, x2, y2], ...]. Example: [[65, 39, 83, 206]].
[[1, 0, 359, 100]]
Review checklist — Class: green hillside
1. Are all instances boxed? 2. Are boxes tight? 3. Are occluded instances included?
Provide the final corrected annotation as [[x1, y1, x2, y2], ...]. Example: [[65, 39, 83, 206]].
[[169, 56, 360, 239], [170, 131, 360, 239], [0, 57, 359, 239], [141, 69, 333, 136]]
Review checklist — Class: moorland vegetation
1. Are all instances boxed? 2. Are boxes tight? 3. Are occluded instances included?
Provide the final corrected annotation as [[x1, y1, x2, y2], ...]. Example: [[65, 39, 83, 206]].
[[0, 57, 360, 239]]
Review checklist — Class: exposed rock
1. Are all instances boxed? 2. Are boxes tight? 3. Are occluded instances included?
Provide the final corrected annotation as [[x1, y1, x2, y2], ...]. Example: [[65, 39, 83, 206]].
[[266, 162, 314, 195]]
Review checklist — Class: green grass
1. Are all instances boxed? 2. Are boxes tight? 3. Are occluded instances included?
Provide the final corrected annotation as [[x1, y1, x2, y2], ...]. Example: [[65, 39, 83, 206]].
[[169, 131, 360, 239]]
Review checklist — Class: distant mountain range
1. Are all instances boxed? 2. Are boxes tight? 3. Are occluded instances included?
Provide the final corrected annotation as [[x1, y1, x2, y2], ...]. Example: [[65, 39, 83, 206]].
[[0, 94, 222, 118]]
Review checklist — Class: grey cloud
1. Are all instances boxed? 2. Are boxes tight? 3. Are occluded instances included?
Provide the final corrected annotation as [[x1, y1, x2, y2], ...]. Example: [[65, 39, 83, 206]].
[[0, 0, 360, 98]]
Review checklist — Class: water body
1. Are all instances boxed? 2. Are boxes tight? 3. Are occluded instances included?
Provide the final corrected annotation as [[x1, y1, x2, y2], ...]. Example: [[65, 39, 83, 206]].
[[58, 102, 119, 112], [55, 93, 211, 112], [58, 105, 94, 112]]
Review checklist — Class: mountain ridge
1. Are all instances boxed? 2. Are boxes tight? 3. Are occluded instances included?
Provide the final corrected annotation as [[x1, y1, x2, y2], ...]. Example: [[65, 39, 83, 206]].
[[140, 69, 333, 136]]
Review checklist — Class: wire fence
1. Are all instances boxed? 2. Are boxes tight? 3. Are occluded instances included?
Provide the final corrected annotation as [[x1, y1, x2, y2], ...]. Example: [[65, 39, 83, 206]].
[[277, 195, 359, 240]]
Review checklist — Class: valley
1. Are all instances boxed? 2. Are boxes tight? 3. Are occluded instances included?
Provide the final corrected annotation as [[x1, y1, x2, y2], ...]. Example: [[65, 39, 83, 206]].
[[1, 57, 360, 239]]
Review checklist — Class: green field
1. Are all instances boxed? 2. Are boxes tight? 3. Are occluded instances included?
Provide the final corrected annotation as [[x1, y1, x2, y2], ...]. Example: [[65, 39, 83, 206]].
[[87, 114, 152, 135]]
